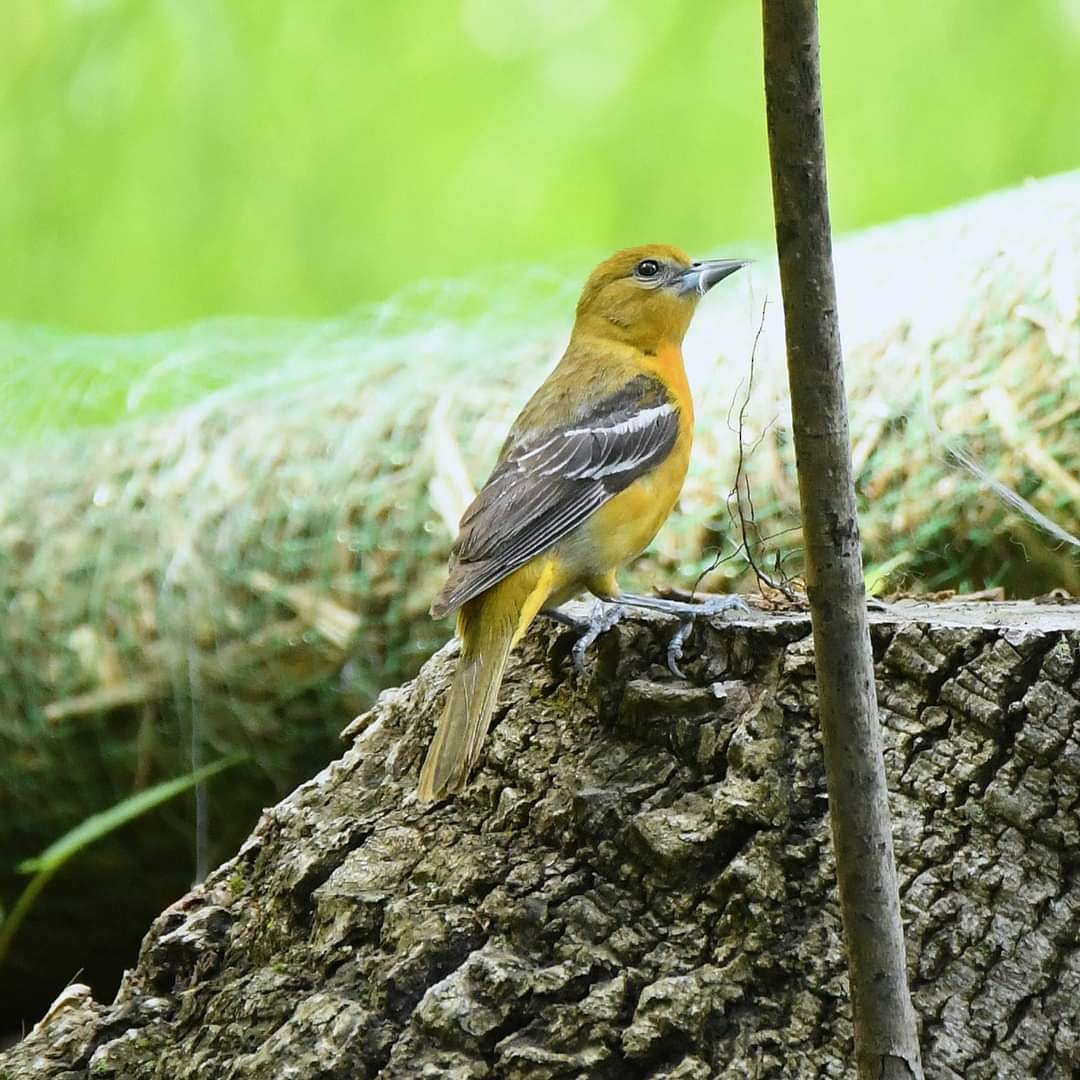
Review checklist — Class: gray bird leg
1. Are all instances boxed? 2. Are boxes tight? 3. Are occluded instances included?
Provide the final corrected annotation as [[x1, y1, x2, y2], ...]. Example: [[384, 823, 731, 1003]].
[[539, 603, 628, 676], [614, 593, 750, 677]]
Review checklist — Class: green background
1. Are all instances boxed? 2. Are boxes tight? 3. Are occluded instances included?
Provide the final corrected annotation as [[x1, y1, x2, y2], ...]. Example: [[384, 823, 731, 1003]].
[[4, 0, 1079, 332]]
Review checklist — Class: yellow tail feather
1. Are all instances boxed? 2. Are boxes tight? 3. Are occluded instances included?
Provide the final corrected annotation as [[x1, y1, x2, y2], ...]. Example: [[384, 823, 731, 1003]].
[[417, 559, 556, 802], [416, 629, 513, 802]]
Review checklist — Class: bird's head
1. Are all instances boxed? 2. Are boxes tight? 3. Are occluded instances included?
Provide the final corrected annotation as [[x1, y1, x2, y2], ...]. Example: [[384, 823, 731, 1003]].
[[572, 244, 747, 351]]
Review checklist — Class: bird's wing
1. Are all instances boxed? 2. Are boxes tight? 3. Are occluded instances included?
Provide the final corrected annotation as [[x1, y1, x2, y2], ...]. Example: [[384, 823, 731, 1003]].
[[431, 374, 680, 617]]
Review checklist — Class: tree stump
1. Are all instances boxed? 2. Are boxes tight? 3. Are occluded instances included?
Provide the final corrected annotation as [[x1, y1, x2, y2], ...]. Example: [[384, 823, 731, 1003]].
[[4, 600, 1078, 1079]]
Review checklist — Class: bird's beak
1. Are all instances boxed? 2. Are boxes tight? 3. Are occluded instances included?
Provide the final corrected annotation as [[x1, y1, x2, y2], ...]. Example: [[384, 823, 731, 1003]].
[[674, 258, 750, 297]]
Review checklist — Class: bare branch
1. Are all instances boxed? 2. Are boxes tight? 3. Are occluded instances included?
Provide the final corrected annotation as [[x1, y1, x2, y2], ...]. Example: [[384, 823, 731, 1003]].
[[761, 1, 925, 1076]]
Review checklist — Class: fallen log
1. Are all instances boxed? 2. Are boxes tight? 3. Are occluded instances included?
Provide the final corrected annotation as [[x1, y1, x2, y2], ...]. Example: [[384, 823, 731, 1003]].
[[4, 599, 1078, 1078]]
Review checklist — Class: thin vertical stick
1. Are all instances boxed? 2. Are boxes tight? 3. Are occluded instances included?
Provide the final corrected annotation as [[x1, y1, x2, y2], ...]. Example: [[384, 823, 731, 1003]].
[[760, 3, 924, 1076]]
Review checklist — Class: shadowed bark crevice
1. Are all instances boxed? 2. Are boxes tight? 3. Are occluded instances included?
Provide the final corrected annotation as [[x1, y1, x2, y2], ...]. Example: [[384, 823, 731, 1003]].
[[2, 601, 1079, 1079]]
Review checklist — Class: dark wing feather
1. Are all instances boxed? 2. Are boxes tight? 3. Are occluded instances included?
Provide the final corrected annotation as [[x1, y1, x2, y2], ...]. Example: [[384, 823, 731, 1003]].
[[431, 375, 679, 617]]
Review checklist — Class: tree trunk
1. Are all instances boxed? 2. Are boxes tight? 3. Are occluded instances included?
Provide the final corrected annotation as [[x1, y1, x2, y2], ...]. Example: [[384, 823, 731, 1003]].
[[3, 601, 1078, 1079]]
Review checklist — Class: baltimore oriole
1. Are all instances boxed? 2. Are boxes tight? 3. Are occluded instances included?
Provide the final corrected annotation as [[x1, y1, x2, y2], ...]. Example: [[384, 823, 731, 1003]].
[[418, 245, 747, 801]]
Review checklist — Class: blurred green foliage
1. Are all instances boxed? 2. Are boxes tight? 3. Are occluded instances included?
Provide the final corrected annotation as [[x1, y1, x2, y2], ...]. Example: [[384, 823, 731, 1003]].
[[3, 0, 1080, 332]]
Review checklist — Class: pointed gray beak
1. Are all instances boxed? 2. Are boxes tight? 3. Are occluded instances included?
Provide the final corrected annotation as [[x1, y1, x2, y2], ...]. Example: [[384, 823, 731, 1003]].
[[674, 258, 750, 297]]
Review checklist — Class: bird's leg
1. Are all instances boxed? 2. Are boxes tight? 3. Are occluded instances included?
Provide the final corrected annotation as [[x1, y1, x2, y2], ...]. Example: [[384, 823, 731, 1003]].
[[570, 601, 627, 676], [542, 592, 749, 679], [615, 592, 750, 618], [537, 607, 587, 632], [539, 602, 627, 676], [614, 592, 750, 678]]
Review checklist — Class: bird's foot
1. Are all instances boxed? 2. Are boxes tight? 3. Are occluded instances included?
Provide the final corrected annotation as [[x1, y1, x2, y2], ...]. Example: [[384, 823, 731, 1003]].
[[615, 592, 750, 678], [540, 602, 627, 676], [571, 602, 628, 676]]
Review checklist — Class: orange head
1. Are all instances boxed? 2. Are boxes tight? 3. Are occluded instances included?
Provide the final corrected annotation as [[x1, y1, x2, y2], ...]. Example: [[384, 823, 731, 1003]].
[[572, 244, 747, 352]]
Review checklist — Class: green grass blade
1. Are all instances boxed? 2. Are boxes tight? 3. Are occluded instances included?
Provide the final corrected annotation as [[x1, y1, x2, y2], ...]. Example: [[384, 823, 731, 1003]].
[[0, 753, 246, 964]]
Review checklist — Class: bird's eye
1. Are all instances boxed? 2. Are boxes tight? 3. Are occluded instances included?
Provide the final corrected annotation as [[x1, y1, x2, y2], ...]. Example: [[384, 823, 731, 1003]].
[[635, 259, 661, 280]]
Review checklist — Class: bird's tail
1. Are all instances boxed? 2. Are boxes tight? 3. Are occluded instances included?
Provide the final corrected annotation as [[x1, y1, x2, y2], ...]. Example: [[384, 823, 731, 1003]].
[[416, 607, 515, 802], [418, 561, 555, 801]]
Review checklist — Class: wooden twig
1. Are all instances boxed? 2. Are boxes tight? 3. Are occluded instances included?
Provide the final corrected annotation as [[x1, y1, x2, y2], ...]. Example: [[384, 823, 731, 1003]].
[[761, 2, 925, 1076]]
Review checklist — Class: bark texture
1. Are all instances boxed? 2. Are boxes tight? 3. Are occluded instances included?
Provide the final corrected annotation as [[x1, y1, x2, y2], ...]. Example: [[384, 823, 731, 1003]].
[[762, 1, 922, 1074], [3, 601, 1079, 1080]]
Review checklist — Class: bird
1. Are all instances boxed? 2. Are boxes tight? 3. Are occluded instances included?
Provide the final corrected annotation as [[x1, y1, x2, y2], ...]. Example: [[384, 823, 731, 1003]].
[[417, 244, 748, 802]]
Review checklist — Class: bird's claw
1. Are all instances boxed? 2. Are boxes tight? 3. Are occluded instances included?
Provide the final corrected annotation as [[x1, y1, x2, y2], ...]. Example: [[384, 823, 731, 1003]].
[[667, 620, 693, 678], [638, 594, 750, 678], [545, 594, 749, 678], [570, 602, 626, 677], [694, 593, 752, 619]]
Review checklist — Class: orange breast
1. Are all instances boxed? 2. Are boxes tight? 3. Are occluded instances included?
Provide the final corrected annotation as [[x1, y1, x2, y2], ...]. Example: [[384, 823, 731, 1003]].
[[646, 343, 694, 428], [536, 342, 696, 605], [580, 343, 695, 573]]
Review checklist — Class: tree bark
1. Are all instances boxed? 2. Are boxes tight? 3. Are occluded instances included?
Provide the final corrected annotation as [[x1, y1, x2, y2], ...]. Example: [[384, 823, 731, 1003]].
[[761, 2, 923, 1076], [2, 601, 1078, 1079]]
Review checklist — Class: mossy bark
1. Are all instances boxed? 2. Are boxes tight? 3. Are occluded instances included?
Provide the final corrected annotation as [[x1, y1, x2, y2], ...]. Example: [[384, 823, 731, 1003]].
[[3, 600, 1079, 1079]]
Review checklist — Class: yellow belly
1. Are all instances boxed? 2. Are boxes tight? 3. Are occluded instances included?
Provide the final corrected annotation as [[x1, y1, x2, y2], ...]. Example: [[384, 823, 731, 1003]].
[[539, 420, 692, 606], [587, 446, 689, 566], [503, 342, 695, 616]]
